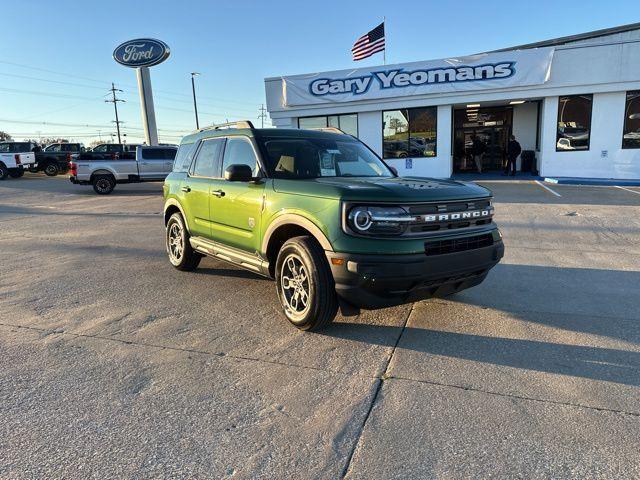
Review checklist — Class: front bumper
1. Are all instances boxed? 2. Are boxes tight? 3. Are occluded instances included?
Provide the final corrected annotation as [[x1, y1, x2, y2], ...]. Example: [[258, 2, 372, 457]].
[[327, 237, 504, 309]]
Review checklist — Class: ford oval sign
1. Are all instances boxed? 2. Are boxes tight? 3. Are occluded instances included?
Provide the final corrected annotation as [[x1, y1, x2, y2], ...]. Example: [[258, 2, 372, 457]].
[[113, 38, 170, 68]]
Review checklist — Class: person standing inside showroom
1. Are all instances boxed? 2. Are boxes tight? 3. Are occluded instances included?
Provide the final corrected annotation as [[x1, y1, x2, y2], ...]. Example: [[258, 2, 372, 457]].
[[471, 135, 486, 173], [504, 134, 522, 176]]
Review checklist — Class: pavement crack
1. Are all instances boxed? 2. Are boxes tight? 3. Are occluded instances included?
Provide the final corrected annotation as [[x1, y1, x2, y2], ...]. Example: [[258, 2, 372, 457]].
[[0, 321, 370, 380], [387, 375, 640, 418], [340, 303, 414, 479]]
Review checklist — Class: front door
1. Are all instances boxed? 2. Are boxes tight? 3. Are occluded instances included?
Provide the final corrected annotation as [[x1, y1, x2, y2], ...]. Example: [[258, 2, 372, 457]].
[[453, 107, 513, 173], [208, 136, 265, 254]]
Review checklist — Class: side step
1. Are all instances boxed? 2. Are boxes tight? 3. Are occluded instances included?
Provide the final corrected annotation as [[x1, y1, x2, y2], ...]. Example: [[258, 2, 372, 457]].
[[190, 236, 270, 277]]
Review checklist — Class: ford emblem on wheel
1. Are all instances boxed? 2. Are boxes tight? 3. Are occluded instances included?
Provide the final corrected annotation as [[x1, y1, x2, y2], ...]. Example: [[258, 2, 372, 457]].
[[113, 38, 170, 68]]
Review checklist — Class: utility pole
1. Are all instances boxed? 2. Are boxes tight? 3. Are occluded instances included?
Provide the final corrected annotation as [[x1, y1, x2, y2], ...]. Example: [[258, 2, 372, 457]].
[[258, 104, 267, 128], [105, 83, 125, 144], [191, 72, 200, 130]]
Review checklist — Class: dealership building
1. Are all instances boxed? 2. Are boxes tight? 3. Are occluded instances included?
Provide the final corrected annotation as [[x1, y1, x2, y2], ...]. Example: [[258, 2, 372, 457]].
[[264, 23, 640, 180]]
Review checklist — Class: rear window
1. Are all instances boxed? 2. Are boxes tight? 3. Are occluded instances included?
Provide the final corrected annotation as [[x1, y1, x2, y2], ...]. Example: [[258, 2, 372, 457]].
[[173, 142, 197, 172], [142, 148, 177, 160]]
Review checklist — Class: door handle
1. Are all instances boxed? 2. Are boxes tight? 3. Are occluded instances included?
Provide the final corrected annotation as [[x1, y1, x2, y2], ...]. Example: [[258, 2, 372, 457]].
[[181, 186, 191, 193], [211, 189, 225, 197]]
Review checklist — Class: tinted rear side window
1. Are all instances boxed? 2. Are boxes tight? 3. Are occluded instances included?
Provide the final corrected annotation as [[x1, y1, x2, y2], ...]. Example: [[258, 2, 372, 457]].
[[192, 138, 225, 177], [173, 142, 197, 172], [142, 148, 177, 160]]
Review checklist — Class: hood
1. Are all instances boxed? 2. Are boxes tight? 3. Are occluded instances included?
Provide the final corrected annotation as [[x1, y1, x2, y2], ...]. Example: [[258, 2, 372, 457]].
[[272, 176, 491, 202]]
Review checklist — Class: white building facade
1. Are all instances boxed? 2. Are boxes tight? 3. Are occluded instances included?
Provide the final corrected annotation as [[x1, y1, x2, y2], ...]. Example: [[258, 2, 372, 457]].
[[264, 24, 640, 180]]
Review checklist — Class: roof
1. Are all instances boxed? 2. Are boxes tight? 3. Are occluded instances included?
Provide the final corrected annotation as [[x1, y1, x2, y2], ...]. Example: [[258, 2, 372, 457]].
[[490, 21, 640, 52]]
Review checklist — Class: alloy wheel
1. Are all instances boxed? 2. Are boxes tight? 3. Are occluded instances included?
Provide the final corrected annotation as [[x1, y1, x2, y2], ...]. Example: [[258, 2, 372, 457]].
[[168, 222, 184, 262], [280, 254, 311, 316]]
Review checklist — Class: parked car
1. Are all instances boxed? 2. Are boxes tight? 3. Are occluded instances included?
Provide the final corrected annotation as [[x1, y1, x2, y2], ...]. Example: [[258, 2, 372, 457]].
[[163, 121, 504, 331], [70, 145, 177, 194], [32, 142, 85, 176], [0, 142, 37, 179], [79, 143, 142, 161]]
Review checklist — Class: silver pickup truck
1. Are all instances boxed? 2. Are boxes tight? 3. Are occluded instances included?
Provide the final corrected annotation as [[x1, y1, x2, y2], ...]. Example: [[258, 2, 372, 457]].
[[69, 145, 177, 194]]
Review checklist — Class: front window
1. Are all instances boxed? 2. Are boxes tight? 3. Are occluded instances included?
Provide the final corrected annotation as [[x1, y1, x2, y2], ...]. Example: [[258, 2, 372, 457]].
[[258, 136, 393, 179], [222, 136, 259, 175], [298, 114, 358, 137], [623, 91, 640, 149], [556, 95, 592, 151], [383, 107, 437, 159], [45, 144, 62, 152]]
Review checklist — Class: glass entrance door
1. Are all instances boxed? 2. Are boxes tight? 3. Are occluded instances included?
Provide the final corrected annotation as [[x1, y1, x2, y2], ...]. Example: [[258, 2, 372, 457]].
[[453, 107, 513, 173]]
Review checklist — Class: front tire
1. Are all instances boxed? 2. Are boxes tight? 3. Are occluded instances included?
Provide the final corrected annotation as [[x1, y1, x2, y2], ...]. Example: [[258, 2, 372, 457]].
[[275, 236, 338, 331], [166, 213, 201, 271], [44, 163, 59, 176], [0, 164, 8, 180], [92, 174, 116, 194]]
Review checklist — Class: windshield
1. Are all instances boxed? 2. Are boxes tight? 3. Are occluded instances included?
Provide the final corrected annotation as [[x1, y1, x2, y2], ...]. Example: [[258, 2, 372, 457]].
[[257, 136, 393, 179]]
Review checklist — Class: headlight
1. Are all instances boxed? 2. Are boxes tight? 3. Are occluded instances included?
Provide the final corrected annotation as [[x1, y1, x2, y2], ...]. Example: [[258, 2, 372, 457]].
[[346, 205, 412, 236]]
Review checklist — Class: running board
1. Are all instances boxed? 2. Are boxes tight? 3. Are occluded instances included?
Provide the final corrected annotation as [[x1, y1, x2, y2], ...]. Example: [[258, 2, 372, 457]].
[[189, 236, 270, 277]]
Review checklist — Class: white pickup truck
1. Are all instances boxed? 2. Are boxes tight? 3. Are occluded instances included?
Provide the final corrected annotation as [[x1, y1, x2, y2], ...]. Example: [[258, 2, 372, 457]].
[[69, 145, 177, 194], [0, 142, 37, 180]]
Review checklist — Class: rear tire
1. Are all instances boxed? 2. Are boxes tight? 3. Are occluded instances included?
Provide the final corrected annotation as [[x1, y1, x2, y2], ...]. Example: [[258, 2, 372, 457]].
[[92, 174, 116, 194], [9, 170, 24, 178], [0, 164, 8, 180], [166, 212, 201, 271], [275, 236, 338, 331], [44, 163, 59, 176]]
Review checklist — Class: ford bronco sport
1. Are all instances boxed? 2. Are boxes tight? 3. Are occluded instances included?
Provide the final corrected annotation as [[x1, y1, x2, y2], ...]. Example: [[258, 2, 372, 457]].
[[163, 121, 503, 330]]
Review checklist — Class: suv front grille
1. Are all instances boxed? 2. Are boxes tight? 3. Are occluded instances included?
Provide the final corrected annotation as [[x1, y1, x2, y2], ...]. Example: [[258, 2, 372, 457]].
[[405, 198, 493, 236], [424, 233, 494, 256]]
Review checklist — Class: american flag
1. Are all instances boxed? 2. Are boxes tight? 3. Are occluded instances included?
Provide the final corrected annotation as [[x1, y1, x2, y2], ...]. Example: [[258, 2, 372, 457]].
[[351, 22, 385, 61]]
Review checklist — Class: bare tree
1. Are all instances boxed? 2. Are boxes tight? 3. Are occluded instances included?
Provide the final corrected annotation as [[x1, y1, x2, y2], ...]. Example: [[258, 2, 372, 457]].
[[0, 131, 12, 142]]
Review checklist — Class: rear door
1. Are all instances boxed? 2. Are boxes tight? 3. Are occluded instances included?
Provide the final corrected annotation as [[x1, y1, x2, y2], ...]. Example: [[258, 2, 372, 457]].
[[180, 138, 225, 239], [138, 148, 171, 179]]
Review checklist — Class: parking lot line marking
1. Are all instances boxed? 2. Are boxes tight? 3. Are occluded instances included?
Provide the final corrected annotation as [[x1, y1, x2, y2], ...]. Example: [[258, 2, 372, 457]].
[[615, 185, 640, 196], [534, 180, 562, 197]]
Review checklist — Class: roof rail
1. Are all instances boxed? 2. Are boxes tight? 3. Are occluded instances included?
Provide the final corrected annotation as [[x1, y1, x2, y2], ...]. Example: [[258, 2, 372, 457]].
[[304, 127, 346, 134], [198, 120, 255, 132]]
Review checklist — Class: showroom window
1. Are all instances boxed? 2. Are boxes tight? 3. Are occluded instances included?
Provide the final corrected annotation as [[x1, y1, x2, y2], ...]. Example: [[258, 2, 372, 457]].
[[556, 94, 593, 152], [382, 107, 437, 159], [298, 114, 358, 137], [623, 90, 640, 149]]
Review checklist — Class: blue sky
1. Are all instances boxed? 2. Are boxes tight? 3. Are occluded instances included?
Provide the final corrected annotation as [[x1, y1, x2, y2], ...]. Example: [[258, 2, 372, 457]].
[[1, 0, 638, 144]]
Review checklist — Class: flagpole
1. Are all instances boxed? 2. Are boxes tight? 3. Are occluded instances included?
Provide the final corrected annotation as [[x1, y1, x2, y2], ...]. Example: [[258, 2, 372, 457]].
[[383, 16, 386, 65]]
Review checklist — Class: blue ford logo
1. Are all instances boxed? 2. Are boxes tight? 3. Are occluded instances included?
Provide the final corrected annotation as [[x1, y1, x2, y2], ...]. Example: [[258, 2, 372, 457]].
[[113, 38, 170, 68]]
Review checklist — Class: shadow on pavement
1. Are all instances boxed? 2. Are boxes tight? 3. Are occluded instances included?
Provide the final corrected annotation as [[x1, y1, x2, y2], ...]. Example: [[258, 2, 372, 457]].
[[323, 324, 640, 386], [320, 263, 640, 386]]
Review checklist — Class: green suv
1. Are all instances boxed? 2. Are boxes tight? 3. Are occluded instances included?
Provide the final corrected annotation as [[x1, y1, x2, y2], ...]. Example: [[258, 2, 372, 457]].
[[163, 121, 503, 330]]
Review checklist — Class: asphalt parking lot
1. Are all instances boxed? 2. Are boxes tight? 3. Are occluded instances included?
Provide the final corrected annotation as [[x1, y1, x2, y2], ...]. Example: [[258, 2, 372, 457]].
[[1, 174, 640, 479]]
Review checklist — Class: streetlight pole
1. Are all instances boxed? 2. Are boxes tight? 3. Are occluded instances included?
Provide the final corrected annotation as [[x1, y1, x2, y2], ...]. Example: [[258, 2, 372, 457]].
[[191, 72, 200, 130]]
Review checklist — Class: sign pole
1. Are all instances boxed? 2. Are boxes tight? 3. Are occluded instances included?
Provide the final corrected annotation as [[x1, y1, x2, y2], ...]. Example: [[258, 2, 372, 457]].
[[136, 66, 159, 146]]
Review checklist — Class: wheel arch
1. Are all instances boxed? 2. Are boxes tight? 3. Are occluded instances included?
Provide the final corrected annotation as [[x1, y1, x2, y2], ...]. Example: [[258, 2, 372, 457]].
[[262, 214, 333, 278], [89, 168, 117, 180], [163, 199, 190, 232]]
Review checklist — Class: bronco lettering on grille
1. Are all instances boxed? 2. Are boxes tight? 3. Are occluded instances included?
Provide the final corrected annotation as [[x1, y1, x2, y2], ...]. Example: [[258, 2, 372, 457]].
[[416, 209, 492, 223]]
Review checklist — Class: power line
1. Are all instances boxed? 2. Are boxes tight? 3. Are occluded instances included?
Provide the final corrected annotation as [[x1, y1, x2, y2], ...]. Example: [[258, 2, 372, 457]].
[[0, 59, 259, 107]]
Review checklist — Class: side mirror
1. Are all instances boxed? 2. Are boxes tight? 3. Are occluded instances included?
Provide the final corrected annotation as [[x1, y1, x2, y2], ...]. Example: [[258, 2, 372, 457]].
[[225, 164, 253, 182], [389, 166, 398, 176]]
